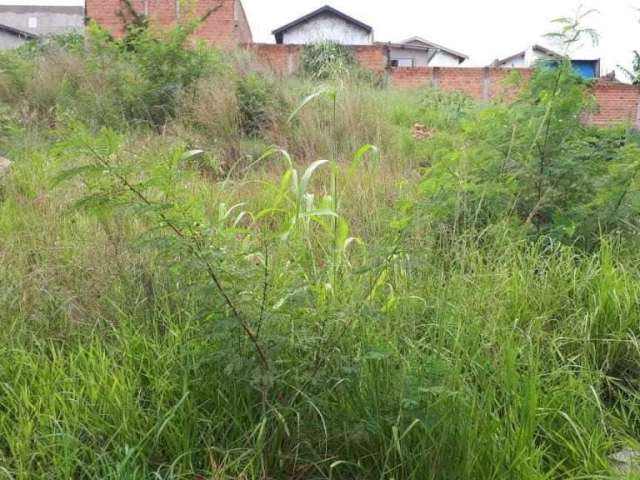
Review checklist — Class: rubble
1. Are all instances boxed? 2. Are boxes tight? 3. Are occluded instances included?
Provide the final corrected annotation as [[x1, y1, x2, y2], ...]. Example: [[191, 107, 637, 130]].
[[0, 156, 10, 179], [610, 448, 640, 475]]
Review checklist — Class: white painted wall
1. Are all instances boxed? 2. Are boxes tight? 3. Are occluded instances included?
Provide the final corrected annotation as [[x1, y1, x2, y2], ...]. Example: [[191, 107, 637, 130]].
[[0, 29, 26, 48], [281, 12, 372, 45], [0, 6, 83, 36], [430, 51, 464, 67], [389, 47, 463, 67], [500, 47, 554, 68], [500, 56, 526, 68], [389, 46, 430, 67]]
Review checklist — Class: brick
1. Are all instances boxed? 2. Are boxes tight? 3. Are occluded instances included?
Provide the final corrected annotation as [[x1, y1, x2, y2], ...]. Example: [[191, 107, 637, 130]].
[[85, 0, 252, 47], [81, 3, 640, 129]]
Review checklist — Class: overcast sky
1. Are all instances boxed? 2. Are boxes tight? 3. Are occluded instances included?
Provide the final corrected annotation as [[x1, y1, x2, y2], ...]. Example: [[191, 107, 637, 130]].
[[2, 0, 638, 76]]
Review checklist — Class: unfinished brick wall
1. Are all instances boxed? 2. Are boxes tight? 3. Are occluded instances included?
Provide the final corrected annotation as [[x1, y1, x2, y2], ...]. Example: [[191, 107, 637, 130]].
[[389, 67, 531, 100], [232, 0, 252, 45], [245, 43, 388, 75], [85, 0, 252, 47], [390, 67, 640, 127], [352, 45, 388, 72], [245, 43, 301, 74], [588, 82, 640, 126]]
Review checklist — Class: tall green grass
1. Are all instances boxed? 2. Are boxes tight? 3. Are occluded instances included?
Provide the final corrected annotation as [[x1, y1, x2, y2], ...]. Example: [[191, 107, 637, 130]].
[[1, 26, 640, 480]]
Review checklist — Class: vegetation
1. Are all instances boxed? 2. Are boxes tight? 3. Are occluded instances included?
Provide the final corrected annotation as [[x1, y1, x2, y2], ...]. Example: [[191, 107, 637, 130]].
[[1, 19, 640, 480]]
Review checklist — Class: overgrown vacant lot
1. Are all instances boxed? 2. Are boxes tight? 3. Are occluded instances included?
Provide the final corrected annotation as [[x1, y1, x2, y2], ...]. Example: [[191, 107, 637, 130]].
[[1, 26, 640, 480]]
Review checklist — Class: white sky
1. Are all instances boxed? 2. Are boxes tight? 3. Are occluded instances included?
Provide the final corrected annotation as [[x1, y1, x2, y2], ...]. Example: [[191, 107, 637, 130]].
[[2, 0, 638, 75]]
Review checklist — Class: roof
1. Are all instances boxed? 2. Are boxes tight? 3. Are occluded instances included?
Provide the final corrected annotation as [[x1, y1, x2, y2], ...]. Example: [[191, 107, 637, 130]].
[[492, 44, 561, 66], [401, 36, 468, 61], [0, 5, 83, 15], [379, 42, 432, 52], [492, 44, 601, 68], [0, 23, 37, 40], [272, 5, 373, 42]]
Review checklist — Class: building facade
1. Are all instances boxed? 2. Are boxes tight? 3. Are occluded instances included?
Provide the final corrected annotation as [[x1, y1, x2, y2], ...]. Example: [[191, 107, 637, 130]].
[[493, 45, 601, 79], [0, 5, 84, 49], [388, 37, 468, 68], [273, 6, 374, 45], [85, 0, 252, 47]]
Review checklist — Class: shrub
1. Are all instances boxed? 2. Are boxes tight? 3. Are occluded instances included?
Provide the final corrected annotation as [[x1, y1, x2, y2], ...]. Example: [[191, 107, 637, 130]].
[[301, 42, 356, 80], [300, 42, 385, 87], [419, 61, 640, 246], [235, 73, 282, 137]]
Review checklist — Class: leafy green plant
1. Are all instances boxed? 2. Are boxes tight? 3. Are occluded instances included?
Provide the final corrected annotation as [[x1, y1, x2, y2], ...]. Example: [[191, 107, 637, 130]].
[[301, 42, 356, 81], [3, 8, 640, 479], [415, 9, 638, 246], [235, 73, 281, 137]]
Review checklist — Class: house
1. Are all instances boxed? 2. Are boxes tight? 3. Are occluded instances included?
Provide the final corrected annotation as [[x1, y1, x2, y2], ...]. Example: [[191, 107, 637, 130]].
[[0, 5, 84, 49], [0, 23, 36, 49], [272, 5, 374, 45], [492, 44, 601, 79], [85, 0, 252, 47], [386, 37, 468, 67]]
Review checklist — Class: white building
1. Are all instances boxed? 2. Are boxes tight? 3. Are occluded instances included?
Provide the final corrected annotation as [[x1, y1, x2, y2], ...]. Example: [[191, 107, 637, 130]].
[[0, 22, 35, 49], [273, 5, 374, 45], [388, 37, 468, 67], [492, 44, 601, 79], [0, 5, 84, 49], [492, 44, 560, 68]]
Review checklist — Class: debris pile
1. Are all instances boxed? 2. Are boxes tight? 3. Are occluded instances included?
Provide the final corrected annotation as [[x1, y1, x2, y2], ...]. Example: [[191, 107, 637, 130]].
[[413, 123, 436, 140]]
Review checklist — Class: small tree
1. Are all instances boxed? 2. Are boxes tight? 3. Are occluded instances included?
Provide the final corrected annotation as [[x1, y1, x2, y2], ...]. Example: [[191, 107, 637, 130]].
[[618, 9, 640, 85], [629, 51, 640, 85], [301, 42, 356, 81], [620, 9, 640, 84]]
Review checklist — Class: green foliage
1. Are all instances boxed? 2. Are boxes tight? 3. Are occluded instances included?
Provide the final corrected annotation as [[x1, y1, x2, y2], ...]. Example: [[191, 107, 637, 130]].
[[301, 42, 356, 80], [0, 21, 222, 129], [300, 42, 385, 87], [621, 50, 640, 85], [235, 73, 281, 137], [3, 16, 640, 480], [419, 60, 640, 245], [92, 22, 222, 128]]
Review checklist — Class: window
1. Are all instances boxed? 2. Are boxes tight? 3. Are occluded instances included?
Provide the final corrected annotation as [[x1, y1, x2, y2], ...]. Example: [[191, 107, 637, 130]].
[[28, 17, 38, 29], [391, 58, 415, 68]]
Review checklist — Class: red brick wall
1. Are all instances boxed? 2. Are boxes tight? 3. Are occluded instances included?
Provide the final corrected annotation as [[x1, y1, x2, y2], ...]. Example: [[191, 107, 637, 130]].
[[245, 43, 388, 75], [389, 67, 531, 100], [352, 45, 388, 72], [588, 82, 640, 126], [243, 44, 299, 74], [390, 67, 640, 127], [233, 0, 252, 45], [85, 0, 252, 47], [438, 67, 486, 99], [387, 67, 433, 89]]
